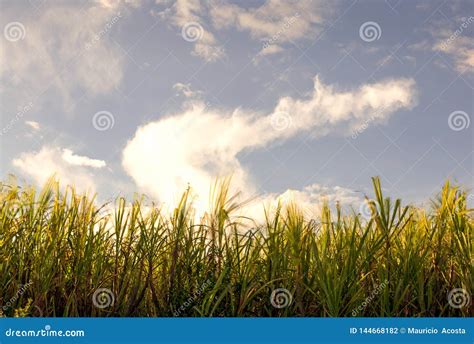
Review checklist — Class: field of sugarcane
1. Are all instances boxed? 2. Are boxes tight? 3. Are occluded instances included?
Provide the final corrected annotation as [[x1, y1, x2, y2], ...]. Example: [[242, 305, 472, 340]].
[[0, 176, 472, 317]]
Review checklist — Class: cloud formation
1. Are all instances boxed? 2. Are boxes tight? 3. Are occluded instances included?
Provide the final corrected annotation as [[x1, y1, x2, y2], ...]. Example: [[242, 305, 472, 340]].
[[61, 149, 107, 169], [242, 183, 363, 222], [210, 0, 326, 45], [0, 1, 130, 111], [413, 16, 474, 74], [154, 0, 225, 62], [13, 146, 105, 193], [122, 76, 417, 212], [434, 31, 474, 73], [173, 82, 202, 98], [154, 0, 333, 62], [25, 121, 40, 131]]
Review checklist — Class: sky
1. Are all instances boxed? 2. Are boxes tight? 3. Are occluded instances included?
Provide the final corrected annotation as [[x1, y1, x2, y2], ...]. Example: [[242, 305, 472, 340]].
[[0, 0, 473, 217]]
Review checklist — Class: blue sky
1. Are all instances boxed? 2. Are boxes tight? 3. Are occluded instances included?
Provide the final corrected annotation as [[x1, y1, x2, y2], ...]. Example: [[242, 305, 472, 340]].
[[1, 0, 473, 215]]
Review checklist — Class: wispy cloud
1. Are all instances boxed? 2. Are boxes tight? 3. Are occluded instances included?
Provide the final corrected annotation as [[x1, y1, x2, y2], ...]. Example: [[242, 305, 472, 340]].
[[13, 146, 105, 193], [434, 32, 474, 73], [0, 1, 133, 111], [25, 121, 40, 131], [153, 0, 225, 62], [173, 82, 202, 98], [153, 0, 334, 62], [61, 149, 106, 169], [412, 16, 474, 73], [122, 76, 417, 212], [210, 0, 329, 46], [242, 183, 363, 222]]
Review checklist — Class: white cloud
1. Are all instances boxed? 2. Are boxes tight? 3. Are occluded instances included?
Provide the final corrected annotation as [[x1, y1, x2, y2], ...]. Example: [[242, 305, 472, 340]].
[[173, 82, 201, 98], [122, 76, 417, 213], [253, 44, 285, 64], [61, 149, 106, 168], [241, 183, 363, 223], [12, 146, 102, 193], [0, 1, 132, 111], [413, 16, 474, 73], [25, 121, 40, 131], [433, 34, 474, 73], [153, 0, 225, 62], [258, 44, 284, 56], [192, 35, 225, 62], [210, 1, 321, 44], [153, 0, 333, 62], [97, 0, 142, 9]]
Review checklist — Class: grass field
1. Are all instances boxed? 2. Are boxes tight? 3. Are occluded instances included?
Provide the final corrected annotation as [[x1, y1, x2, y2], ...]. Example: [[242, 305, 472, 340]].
[[0, 177, 472, 317]]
